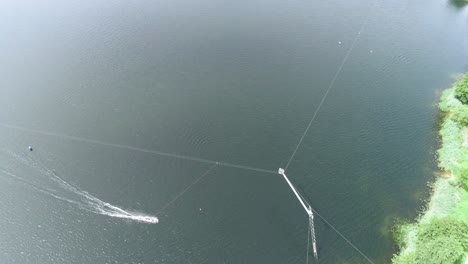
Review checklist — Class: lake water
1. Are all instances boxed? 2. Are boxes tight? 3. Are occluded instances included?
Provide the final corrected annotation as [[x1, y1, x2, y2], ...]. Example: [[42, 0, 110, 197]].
[[1, 0, 468, 263]]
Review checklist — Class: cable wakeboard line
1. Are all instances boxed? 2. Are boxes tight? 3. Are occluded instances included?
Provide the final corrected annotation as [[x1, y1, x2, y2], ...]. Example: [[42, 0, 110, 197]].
[[284, 0, 380, 172], [0, 122, 276, 175], [156, 164, 217, 214]]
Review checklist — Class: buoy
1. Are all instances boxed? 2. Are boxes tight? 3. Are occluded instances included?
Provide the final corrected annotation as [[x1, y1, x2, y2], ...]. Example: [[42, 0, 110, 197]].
[[28, 146, 33, 151]]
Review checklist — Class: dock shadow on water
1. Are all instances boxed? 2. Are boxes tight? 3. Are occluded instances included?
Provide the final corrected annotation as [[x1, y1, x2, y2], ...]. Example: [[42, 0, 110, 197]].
[[0, 149, 158, 224]]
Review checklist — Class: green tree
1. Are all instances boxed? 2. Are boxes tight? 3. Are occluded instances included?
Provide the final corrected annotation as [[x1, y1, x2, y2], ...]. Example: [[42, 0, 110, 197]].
[[415, 236, 464, 264], [414, 217, 468, 264], [451, 105, 468, 126], [457, 165, 468, 188], [417, 217, 468, 244], [454, 74, 468, 104]]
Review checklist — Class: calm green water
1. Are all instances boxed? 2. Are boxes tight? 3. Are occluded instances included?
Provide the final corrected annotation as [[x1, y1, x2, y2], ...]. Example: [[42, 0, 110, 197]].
[[1, 0, 468, 263]]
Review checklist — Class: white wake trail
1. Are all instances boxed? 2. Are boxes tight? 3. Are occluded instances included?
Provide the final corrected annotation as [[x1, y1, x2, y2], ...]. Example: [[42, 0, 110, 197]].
[[3, 150, 158, 224]]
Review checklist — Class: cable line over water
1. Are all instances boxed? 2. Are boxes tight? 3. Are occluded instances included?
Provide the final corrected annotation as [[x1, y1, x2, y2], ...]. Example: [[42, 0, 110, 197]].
[[0, 122, 276, 175], [156, 164, 217, 214], [284, 0, 380, 171], [311, 207, 375, 264]]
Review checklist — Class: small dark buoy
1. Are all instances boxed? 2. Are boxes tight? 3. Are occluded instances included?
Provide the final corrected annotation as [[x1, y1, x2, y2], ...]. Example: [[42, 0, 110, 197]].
[[28, 146, 33, 151]]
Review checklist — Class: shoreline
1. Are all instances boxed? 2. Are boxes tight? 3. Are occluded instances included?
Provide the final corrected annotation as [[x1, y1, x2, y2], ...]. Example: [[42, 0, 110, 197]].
[[392, 77, 468, 263]]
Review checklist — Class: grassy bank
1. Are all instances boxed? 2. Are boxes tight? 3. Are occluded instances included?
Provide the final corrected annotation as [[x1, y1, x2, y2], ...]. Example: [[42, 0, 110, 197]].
[[392, 76, 468, 264]]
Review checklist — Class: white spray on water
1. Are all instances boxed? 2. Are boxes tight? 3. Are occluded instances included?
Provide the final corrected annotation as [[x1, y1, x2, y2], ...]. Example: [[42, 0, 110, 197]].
[[2, 150, 158, 224]]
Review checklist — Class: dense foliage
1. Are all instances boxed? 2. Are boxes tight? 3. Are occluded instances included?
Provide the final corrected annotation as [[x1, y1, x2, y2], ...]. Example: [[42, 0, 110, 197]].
[[452, 105, 468, 126], [393, 218, 468, 264], [454, 74, 468, 104], [416, 218, 468, 264], [414, 236, 464, 264], [417, 217, 468, 246], [459, 167, 468, 188]]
